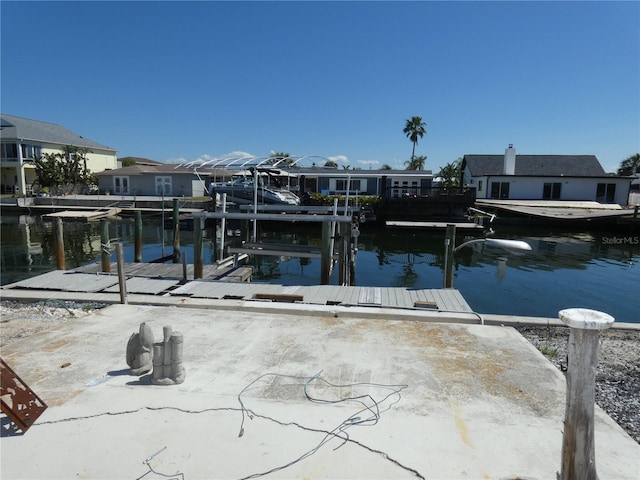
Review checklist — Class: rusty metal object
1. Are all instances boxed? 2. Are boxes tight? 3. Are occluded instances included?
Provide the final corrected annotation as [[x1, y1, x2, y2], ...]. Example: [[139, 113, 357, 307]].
[[0, 358, 48, 433]]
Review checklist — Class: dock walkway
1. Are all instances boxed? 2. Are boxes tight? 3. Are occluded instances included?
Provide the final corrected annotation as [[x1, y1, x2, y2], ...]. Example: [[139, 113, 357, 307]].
[[1, 264, 472, 312]]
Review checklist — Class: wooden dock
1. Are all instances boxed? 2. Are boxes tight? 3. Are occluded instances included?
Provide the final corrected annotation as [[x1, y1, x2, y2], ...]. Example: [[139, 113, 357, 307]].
[[385, 221, 483, 229], [1, 265, 473, 312], [43, 208, 122, 221]]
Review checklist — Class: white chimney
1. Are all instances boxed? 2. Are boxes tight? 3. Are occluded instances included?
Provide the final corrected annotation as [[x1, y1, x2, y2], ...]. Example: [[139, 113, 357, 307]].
[[504, 144, 516, 175]]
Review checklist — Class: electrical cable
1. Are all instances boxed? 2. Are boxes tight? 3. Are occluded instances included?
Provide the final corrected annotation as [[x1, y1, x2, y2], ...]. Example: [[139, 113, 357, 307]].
[[236, 371, 409, 480]]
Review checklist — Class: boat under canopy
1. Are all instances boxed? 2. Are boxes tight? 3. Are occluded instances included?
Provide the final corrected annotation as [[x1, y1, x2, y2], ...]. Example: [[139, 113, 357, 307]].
[[210, 167, 300, 206]]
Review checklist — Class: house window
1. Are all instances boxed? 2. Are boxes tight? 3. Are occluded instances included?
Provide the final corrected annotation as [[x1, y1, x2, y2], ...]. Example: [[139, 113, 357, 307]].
[[490, 182, 510, 199], [335, 179, 362, 192], [596, 183, 616, 203], [1, 143, 18, 160], [156, 176, 172, 196], [543, 182, 562, 200], [114, 176, 130, 194], [20, 144, 42, 160], [478, 180, 483, 192]]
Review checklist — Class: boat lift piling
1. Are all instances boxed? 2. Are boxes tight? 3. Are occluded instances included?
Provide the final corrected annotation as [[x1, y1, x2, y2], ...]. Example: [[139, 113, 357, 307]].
[[195, 208, 358, 286]]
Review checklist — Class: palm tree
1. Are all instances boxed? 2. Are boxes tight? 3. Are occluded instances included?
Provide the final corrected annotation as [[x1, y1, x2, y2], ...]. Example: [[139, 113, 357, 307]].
[[617, 153, 640, 176], [437, 159, 462, 189], [403, 116, 427, 162], [404, 155, 427, 170]]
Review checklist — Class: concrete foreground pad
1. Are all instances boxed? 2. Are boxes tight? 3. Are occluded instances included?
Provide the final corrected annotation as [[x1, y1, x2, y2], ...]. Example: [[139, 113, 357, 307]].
[[1, 304, 638, 479]]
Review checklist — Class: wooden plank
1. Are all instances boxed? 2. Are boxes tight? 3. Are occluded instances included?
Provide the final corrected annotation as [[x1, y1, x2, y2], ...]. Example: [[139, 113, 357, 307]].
[[5, 270, 119, 293], [103, 277, 179, 295], [396, 288, 413, 309], [253, 293, 304, 303], [358, 287, 382, 305]]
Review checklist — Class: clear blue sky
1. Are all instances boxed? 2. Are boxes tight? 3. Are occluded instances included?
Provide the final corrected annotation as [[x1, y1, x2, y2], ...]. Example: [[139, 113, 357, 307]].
[[2, 1, 638, 173]]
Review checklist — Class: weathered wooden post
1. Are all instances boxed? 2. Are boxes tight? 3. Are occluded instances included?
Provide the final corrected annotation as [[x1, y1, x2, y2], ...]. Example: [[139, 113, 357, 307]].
[[134, 210, 143, 262], [54, 217, 66, 270], [194, 217, 203, 279], [116, 243, 128, 305], [100, 219, 111, 273], [182, 251, 187, 281], [172, 198, 180, 263], [338, 221, 351, 285], [320, 221, 332, 285], [559, 308, 615, 480], [443, 224, 456, 288]]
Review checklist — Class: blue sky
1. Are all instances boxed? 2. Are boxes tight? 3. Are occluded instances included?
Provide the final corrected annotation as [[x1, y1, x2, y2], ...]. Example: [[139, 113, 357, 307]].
[[2, 1, 639, 173]]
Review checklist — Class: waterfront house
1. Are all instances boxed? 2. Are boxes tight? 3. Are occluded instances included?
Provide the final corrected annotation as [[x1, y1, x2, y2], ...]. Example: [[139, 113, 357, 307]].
[[294, 167, 434, 198], [461, 145, 632, 205], [96, 163, 231, 197], [0, 114, 118, 196]]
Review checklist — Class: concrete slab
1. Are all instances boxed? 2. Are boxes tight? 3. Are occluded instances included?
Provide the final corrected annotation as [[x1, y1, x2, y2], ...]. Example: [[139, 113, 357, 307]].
[[1, 304, 638, 479]]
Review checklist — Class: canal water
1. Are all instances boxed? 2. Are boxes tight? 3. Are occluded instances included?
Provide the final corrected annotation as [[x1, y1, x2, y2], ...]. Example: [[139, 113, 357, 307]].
[[1, 214, 638, 324]]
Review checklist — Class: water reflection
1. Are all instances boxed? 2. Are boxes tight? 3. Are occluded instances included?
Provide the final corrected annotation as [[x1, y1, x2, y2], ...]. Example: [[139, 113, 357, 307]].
[[1, 215, 638, 322]]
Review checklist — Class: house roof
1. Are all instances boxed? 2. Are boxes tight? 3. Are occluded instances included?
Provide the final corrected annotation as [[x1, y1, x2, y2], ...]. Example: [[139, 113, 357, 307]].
[[119, 156, 163, 166], [96, 164, 231, 176], [463, 154, 606, 177], [0, 114, 115, 152], [293, 167, 433, 177]]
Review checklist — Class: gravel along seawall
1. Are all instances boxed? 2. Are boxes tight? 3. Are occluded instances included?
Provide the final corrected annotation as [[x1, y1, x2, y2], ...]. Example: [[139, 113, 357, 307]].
[[0, 301, 637, 444]]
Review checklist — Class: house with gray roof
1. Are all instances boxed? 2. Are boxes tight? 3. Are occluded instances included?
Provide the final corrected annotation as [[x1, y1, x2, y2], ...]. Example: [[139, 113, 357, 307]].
[[0, 114, 117, 195], [96, 163, 233, 197], [461, 145, 631, 205]]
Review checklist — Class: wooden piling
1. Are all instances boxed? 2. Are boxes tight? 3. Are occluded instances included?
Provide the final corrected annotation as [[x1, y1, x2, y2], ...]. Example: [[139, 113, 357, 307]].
[[559, 308, 614, 480], [194, 217, 203, 279], [172, 198, 180, 263], [443, 224, 456, 288], [338, 221, 351, 285], [54, 217, 65, 270], [100, 219, 111, 273], [320, 221, 332, 285], [116, 243, 127, 305], [134, 210, 142, 262], [182, 251, 187, 281]]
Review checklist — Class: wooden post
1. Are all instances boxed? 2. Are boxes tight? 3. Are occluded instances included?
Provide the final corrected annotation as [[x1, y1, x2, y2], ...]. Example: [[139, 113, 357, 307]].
[[320, 221, 332, 285], [134, 210, 143, 262], [443, 224, 456, 288], [100, 219, 111, 273], [53, 217, 66, 270], [559, 308, 614, 480], [194, 217, 203, 279], [116, 243, 127, 305], [338, 221, 350, 285], [182, 251, 187, 281], [172, 198, 180, 263]]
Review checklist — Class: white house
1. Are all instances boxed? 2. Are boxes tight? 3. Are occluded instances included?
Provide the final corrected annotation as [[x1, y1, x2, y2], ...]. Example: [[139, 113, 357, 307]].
[[461, 145, 632, 205], [0, 114, 118, 195]]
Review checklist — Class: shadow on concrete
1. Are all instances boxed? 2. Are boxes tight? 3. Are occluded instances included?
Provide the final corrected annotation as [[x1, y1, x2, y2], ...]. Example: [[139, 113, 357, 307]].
[[126, 374, 152, 386]]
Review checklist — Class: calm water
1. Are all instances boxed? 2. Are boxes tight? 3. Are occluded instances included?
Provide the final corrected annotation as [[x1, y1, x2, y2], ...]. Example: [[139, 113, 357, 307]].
[[1, 214, 638, 323]]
